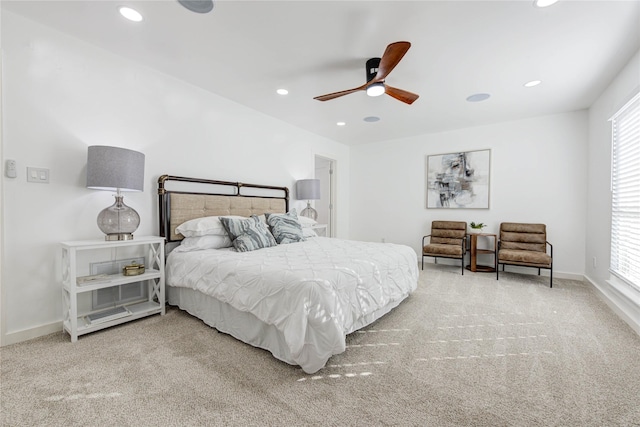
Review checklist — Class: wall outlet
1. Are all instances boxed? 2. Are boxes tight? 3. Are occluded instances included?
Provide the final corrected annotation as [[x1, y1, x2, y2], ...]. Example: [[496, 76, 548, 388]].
[[381, 238, 386, 243], [593, 257, 597, 268]]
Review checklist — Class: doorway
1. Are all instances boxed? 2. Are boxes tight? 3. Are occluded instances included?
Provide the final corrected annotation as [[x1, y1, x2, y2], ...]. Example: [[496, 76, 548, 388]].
[[314, 155, 336, 237]]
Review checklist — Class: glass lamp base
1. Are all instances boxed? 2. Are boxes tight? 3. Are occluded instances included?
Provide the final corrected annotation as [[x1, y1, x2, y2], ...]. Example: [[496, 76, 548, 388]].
[[97, 194, 140, 241], [300, 202, 318, 221]]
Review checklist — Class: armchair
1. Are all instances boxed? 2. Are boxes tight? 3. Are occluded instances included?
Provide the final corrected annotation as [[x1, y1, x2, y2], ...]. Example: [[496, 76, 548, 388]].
[[422, 221, 467, 274], [497, 222, 553, 287]]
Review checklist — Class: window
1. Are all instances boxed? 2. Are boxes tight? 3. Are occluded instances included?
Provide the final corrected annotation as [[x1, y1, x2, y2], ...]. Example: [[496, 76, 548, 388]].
[[610, 91, 640, 290]]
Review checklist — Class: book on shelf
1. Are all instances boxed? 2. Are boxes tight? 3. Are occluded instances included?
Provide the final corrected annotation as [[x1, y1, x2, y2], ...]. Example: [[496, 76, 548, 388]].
[[76, 274, 110, 285]]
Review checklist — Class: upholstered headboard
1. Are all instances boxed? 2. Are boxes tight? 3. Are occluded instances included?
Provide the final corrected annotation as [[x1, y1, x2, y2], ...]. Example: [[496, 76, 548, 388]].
[[158, 175, 289, 242]]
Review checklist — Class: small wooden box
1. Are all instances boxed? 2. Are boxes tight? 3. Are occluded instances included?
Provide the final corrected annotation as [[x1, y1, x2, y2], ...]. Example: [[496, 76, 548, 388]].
[[123, 263, 145, 276]]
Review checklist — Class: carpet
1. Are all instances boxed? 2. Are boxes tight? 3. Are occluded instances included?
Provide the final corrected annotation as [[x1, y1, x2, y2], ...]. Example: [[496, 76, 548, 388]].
[[2, 265, 640, 426]]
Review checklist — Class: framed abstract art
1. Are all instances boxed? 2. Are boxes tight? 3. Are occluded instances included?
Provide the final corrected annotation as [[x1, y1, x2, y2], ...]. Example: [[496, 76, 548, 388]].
[[426, 149, 491, 209]]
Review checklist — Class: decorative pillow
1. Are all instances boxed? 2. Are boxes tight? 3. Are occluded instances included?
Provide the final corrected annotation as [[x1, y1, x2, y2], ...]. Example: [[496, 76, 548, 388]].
[[176, 216, 244, 238], [297, 215, 317, 228], [265, 210, 306, 244], [180, 235, 233, 251], [219, 215, 277, 252]]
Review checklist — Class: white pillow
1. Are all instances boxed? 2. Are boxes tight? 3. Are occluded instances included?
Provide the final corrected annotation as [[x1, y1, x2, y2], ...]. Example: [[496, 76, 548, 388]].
[[297, 216, 317, 228], [180, 235, 233, 251], [302, 227, 318, 238], [176, 215, 244, 237]]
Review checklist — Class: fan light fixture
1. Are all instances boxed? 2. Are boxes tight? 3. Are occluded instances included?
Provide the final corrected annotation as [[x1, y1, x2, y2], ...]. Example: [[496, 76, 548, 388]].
[[524, 80, 542, 87], [313, 42, 419, 105], [366, 82, 385, 97]]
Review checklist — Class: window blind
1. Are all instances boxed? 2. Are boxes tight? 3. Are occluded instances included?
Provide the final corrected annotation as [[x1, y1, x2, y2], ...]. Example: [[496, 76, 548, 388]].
[[610, 91, 640, 290]]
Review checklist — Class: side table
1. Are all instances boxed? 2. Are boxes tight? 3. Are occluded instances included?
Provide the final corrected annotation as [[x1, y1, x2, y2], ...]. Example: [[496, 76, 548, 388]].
[[466, 233, 497, 272], [60, 236, 165, 342]]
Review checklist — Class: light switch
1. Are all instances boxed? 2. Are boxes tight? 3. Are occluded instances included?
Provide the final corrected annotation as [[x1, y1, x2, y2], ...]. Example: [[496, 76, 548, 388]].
[[27, 167, 49, 183]]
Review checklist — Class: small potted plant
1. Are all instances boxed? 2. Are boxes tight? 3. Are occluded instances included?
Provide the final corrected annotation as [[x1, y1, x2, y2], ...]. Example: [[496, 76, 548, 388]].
[[469, 222, 486, 233]]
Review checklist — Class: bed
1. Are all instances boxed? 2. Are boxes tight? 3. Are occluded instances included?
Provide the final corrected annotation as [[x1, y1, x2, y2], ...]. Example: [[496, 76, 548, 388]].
[[159, 175, 418, 373]]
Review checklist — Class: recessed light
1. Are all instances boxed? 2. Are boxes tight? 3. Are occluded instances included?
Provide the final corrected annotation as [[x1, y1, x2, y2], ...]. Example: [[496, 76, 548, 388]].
[[119, 6, 143, 22], [466, 93, 491, 103], [363, 116, 380, 122], [533, 0, 559, 8], [336, 122, 346, 126], [276, 89, 288, 95], [524, 80, 542, 88]]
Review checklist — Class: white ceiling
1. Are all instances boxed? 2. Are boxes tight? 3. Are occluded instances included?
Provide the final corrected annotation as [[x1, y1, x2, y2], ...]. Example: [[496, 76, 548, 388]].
[[3, 0, 640, 145]]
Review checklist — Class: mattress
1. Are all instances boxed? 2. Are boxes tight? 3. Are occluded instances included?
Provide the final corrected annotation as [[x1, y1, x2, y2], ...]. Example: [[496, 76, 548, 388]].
[[166, 237, 418, 373]]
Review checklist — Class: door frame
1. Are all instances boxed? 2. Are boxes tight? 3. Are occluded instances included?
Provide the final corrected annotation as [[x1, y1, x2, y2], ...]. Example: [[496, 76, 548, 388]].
[[314, 155, 336, 237]]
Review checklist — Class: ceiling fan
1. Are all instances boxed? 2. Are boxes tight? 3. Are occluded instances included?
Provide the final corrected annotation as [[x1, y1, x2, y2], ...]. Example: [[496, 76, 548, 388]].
[[313, 41, 419, 105]]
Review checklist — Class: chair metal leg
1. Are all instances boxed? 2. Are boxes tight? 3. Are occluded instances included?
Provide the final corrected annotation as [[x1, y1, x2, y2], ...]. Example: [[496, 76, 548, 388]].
[[550, 265, 553, 288]]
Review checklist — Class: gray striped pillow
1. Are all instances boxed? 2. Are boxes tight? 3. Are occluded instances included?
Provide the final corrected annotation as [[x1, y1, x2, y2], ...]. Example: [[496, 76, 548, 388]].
[[265, 210, 306, 244], [219, 215, 277, 252]]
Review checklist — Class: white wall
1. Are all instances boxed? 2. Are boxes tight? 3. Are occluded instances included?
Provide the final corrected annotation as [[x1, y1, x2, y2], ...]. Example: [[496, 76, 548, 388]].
[[585, 49, 640, 334], [350, 111, 588, 278], [0, 12, 350, 344]]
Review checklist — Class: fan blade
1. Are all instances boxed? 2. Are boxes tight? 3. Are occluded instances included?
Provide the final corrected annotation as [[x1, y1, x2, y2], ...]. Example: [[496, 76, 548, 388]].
[[385, 85, 419, 105], [371, 41, 411, 83], [313, 83, 367, 101]]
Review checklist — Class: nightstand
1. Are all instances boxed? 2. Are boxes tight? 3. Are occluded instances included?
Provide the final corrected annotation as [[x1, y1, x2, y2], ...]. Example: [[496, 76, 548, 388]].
[[60, 236, 165, 342]]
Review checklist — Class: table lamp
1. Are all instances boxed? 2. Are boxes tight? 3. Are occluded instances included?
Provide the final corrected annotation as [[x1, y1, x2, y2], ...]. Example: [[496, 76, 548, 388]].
[[86, 146, 145, 240], [296, 179, 321, 220]]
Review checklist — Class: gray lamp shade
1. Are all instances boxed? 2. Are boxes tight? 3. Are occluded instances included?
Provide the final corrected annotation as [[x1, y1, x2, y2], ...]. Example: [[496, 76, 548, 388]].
[[296, 179, 321, 200], [296, 179, 320, 221], [86, 146, 145, 241], [87, 146, 145, 192]]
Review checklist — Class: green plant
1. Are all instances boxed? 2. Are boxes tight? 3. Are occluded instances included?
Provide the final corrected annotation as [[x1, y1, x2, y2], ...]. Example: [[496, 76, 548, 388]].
[[470, 222, 486, 230]]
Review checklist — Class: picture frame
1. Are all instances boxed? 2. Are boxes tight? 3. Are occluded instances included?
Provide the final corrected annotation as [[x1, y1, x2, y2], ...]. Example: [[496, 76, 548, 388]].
[[426, 149, 491, 209]]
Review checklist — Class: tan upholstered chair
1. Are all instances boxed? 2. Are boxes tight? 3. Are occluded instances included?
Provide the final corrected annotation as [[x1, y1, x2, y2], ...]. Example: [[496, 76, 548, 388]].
[[422, 221, 467, 274], [497, 222, 553, 287]]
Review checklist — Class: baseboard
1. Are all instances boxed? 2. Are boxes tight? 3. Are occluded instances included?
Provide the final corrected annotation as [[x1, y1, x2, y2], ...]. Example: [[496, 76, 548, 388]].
[[419, 257, 582, 281], [585, 274, 640, 337], [1, 321, 61, 346]]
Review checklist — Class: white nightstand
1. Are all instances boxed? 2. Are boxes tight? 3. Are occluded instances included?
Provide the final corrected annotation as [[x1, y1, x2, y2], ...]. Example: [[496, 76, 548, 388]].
[[60, 236, 165, 342], [311, 224, 328, 237]]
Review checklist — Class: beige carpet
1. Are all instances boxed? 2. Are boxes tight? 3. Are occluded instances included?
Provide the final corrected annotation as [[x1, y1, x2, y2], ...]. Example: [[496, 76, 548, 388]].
[[2, 265, 640, 426]]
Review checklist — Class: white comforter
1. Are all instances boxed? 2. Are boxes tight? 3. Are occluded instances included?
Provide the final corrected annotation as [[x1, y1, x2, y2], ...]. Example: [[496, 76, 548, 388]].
[[166, 237, 418, 373]]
